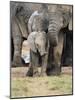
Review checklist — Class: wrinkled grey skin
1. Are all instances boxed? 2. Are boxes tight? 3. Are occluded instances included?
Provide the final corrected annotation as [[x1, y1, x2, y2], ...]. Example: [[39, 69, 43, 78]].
[[11, 2, 33, 66], [11, 1, 73, 76], [28, 6, 49, 33], [27, 7, 49, 76], [11, 2, 48, 66], [27, 31, 48, 76], [46, 5, 73, 75]]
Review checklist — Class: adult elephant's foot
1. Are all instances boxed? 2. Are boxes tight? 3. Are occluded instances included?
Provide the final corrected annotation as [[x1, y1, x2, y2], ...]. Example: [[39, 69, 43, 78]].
[[11, 56, 25, 67], [46, 65, 61, 76], [63, 58, 72, 66]]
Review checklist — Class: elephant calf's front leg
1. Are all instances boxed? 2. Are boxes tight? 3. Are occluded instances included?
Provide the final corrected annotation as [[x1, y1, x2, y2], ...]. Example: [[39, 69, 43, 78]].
[[31, 50, 39, 77], [40, 54, 48, 76]]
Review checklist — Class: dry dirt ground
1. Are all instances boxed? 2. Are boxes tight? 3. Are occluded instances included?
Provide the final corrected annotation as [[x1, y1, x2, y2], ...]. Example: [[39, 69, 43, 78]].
[[11, 66, 72, 78], [10, 41, 73, 98]]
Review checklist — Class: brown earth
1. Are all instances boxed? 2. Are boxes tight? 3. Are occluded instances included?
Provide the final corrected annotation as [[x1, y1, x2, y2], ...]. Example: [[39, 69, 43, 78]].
[[11, 66, 72, 98], [11, 66, 72, 78]]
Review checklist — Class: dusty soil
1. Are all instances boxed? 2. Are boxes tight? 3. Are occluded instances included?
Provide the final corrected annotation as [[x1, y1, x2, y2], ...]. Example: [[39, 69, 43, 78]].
[[11, 66, 72, 78], [11, 66, 72, 98]]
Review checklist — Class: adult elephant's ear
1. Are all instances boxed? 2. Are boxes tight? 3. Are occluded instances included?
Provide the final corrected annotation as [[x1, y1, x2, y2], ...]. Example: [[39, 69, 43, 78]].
[[68, 5, 73, 30], [68, 16, 73, 30], [60, 5, 73, 30]]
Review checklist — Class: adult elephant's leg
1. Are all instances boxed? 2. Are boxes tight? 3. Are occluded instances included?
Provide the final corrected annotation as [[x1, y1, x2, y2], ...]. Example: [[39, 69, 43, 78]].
[[62, 30, 73, 66], [13, 36, 22, 66], [12, 19, 23, 66], [11, 37, 14, 62], [46, 46, 53, 75], [52, 33, 64, 75]]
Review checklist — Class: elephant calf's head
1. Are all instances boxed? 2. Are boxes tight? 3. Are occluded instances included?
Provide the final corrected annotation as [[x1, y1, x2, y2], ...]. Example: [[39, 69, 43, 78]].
[[28, 31, 47, 56], [35, 31, 47, 56]]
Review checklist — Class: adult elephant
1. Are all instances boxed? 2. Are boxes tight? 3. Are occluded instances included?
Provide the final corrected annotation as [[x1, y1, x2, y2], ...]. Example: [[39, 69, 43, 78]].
[[10, 2, 48, 66], [27, 31, 48, 77], [46, 5, 73, 75]]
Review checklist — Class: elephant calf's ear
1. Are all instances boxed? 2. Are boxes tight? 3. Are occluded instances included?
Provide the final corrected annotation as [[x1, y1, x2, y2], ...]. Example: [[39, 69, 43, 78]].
[[68, 17, 73, 30], [27, 32, 37, 53]]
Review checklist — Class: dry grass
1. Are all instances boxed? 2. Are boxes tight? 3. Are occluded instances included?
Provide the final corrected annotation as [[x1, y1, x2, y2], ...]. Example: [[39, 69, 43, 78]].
[[11, 67, 72, 98]]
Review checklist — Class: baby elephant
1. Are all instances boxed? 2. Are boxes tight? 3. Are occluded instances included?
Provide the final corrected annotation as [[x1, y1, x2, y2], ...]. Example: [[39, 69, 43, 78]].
[[27, 31, 48, 77]]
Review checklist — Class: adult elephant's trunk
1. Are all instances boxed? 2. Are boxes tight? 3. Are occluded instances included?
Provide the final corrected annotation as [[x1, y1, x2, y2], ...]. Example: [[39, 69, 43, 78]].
[[48, 13, 63, 46], [48, 20, 58, 46]]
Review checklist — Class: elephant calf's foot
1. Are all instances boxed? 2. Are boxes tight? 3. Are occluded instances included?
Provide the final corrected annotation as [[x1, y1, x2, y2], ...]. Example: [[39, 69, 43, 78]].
[[40, 72, 47, 77], [26, 67, 33, 76], [33, 71, 39, 77]]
